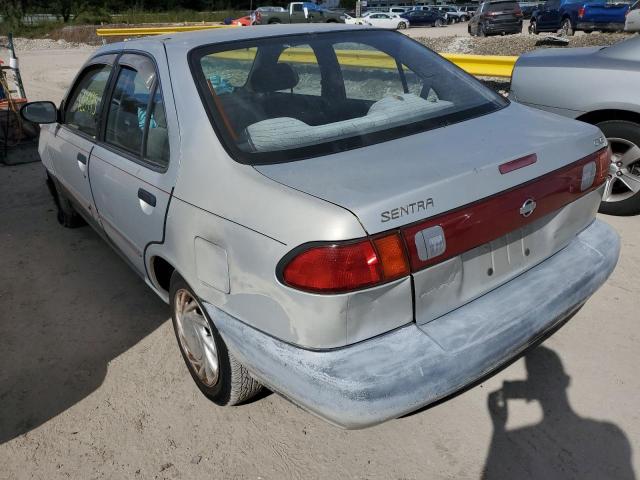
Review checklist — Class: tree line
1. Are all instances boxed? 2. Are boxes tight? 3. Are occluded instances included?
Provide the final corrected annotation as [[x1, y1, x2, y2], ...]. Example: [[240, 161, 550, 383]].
[[1, 0, 277, 26]]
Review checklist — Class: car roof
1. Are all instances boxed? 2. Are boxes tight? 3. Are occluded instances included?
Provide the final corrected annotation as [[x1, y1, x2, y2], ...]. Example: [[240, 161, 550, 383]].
[[95, 24, 367, 56]]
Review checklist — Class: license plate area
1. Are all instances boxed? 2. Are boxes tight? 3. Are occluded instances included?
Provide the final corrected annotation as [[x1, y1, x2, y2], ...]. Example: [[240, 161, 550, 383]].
[[413, 189, 601, 326]]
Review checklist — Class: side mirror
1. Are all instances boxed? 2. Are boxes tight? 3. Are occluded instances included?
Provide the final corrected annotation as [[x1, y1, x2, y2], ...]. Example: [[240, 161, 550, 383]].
[[20, 101, 58, 124]]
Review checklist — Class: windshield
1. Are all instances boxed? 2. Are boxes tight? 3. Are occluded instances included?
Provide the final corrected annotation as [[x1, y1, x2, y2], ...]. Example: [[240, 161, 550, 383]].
[[190, 30, 507, 164]]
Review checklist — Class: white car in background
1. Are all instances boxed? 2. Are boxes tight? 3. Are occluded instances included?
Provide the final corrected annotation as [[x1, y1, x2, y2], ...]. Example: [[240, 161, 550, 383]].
[[625, 1, 639, 32], [364, 12, 410, 29]]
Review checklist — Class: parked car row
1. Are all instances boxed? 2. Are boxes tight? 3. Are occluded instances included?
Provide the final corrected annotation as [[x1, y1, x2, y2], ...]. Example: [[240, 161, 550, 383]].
[[21, 23, 623, 429]]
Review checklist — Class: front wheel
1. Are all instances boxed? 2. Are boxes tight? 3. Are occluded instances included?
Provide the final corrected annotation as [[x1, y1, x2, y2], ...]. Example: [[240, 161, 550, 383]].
[[434, 18, 444, 27], [461, 15, 469, 21], [597, 120, 640, 216], [561, 18, 574, 36], [529, 19, 538, 34], [170, 273, 263, 405], [46, 174, 86, 228], [478, 22, 486, 36], [397, 21, 407, 29]]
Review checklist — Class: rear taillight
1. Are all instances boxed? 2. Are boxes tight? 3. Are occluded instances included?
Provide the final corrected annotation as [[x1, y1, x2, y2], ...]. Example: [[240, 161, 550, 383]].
[[578, 7, 585, 17], [281, 233, 409, 293], [514, 7, 523, 17], [280, 148, 609, 294]]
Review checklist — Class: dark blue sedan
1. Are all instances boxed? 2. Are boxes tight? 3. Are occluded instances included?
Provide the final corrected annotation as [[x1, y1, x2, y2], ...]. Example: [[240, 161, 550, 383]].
[[401, 9, 447, 27]]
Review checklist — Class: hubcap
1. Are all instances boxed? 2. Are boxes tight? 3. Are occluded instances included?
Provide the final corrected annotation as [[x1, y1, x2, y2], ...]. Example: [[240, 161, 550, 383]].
[[604, 137, 640, 203], [174, 289, 219, 387]]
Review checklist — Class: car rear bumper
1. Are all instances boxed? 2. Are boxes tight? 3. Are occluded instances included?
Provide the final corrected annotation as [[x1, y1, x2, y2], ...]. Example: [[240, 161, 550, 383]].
[[485, 20, 522, 32], [577, 21, 625, 31], [208, 219, 619, 429]]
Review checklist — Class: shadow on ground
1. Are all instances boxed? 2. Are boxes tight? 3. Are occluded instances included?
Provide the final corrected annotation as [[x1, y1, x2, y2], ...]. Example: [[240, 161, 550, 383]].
[[482, 345, 636, 479], [0, 163, 166, 444]]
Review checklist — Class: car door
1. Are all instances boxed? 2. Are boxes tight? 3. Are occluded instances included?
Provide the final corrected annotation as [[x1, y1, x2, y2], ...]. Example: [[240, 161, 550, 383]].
[[48, 56, 116, 223], [539, 0, 560, 28], [88, 52, 175, 276], [290, 3, 308, 22]]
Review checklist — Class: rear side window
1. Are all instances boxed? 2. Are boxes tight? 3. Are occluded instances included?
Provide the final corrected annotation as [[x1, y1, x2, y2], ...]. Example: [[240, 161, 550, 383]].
[[104, 53, 169, 168], [335, 42, 404, 101], [64, 64, 112, 137], [486, 1, 519, 11], [191, 30, 507, 164]]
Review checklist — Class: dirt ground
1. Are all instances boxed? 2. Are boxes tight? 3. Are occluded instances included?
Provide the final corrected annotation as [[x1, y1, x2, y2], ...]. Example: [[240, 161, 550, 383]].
[[0, 36, 639, 480]]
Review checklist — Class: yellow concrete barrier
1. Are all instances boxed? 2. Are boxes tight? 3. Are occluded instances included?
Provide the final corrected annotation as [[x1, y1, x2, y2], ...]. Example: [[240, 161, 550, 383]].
[[95, 25, 236, 36], [96, 27, 518, 78]]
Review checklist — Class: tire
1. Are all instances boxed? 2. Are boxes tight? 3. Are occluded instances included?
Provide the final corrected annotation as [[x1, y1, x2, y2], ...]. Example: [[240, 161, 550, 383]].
[[561, 17, 574, 36], [397, 21, 407, 29], [268, 19, 281, 24], [46, 174, 86, 228], [596, 120, 640, 216], [170, 272, 263, 405], [529, 19, 538, 34], [468, 24, 472, 35], [478, 22, 486, 36], [435, 18, 443, 27], [462, 15, 469, 21]]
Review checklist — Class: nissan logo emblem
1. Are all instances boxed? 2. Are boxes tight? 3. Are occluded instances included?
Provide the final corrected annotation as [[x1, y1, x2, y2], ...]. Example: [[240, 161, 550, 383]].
[[520, 198, 537, 217]]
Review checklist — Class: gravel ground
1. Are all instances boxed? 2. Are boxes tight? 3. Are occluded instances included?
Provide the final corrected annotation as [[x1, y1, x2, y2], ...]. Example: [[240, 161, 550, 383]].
[[416, 30, 636, 55]]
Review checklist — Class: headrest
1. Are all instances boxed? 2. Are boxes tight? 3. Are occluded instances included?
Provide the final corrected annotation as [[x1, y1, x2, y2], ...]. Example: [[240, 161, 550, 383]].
[[250, 63, 299, 93]]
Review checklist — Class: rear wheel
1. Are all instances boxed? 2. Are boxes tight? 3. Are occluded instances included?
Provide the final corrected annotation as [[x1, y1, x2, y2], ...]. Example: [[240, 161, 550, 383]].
[[529, 19, 538, 34], [478, 22, 487, 36], [461, 15, 469, 21], [597, 120, 640, 216], [170, 273, 263, 405], [268, 18, 281, 24], [435, 18, 444, 27]]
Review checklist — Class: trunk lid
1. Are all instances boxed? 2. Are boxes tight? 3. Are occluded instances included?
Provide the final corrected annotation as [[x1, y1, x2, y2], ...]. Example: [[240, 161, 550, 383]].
[[255, 102, 604, 235]]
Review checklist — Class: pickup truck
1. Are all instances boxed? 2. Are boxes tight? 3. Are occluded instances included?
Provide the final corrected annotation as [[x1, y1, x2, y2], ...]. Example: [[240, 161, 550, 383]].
[[530, 0, 630, 35], [253, 2, 345, 24]]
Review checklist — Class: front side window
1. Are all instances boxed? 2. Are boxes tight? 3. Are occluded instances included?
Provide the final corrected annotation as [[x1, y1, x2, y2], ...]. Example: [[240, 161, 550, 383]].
[[191, 30, 507, 164], [64, 64, 112, 137]]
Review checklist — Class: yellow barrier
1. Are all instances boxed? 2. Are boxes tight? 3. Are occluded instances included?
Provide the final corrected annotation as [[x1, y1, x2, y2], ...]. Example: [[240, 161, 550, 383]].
[[96, 27, 517, 78], [441, 53, 518, 78], [95, 25, 236, 36]]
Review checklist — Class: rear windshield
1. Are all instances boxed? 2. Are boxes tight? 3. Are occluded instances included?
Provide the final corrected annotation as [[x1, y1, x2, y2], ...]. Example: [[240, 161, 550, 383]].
[[190, 30, 507, 164], [486, 1, 520, 11]]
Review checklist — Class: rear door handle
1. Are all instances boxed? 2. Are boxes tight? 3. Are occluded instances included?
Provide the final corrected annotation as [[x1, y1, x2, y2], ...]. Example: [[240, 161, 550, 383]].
[[137, 188, 156, 207]]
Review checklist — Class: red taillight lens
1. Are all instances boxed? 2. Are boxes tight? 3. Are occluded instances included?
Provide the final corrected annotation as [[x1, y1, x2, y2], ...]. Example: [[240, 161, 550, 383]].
[[578, 7, 585, 17], [281, 233, 409, 293], [595, 146, 612, 185]]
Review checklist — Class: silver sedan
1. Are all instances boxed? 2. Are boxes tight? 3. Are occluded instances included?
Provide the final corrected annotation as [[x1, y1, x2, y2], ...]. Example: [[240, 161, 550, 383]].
[[22, 24, 618, 428], [510, 36, 640, 216]]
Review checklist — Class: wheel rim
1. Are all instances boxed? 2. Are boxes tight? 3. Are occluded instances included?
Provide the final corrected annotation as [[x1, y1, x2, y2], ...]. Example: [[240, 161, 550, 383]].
[[603, 137, 640, 203], [174, 289, 219, 387]]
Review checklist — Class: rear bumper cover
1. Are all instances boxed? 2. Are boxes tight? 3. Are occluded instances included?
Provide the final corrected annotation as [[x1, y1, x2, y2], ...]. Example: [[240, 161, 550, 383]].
[[208, 219, 619, 429], [577, 21, 625, 31]]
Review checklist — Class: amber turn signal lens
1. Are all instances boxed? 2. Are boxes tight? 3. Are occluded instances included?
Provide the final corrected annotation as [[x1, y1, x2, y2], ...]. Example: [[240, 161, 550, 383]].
[[373, 233, 410, 281]]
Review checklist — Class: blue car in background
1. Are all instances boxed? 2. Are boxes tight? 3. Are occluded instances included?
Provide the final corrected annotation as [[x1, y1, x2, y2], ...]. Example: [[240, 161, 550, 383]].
[[529, 0, 630, 35]]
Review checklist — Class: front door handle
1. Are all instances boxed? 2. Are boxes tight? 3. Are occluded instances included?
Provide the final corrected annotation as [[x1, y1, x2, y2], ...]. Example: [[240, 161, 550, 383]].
[[137, 188, 156, 207]]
